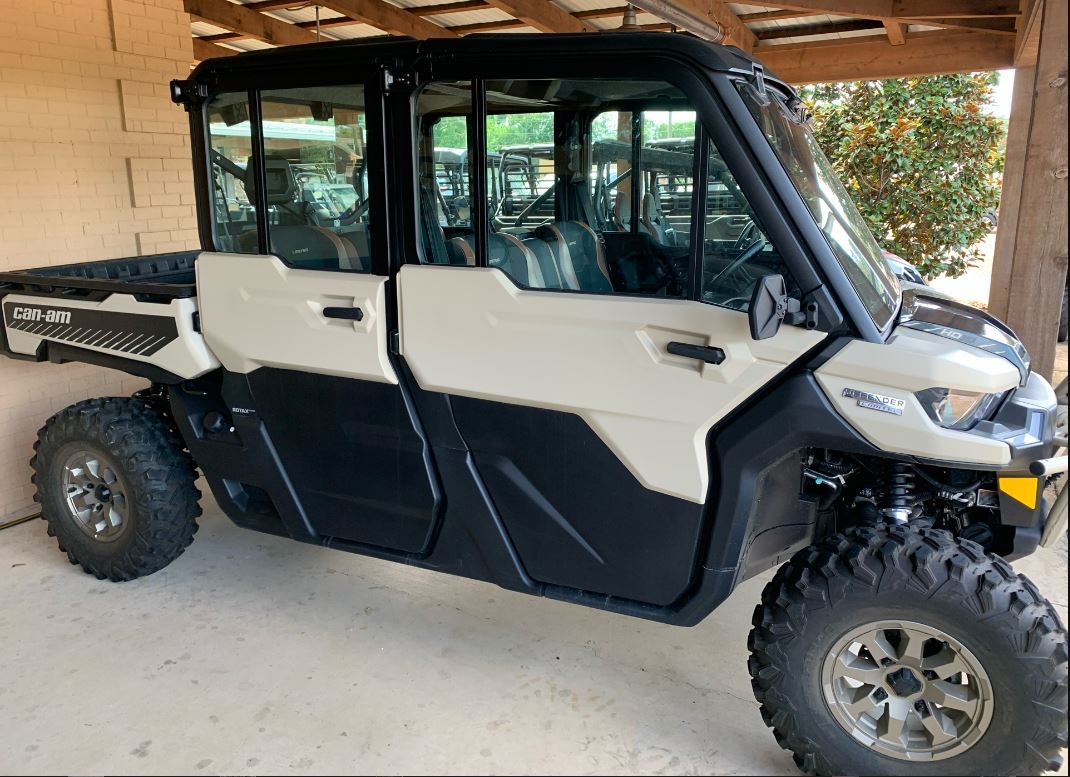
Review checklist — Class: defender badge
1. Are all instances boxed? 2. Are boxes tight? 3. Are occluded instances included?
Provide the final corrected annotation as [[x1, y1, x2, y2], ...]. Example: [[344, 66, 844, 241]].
[[842, 388, 905, 416]]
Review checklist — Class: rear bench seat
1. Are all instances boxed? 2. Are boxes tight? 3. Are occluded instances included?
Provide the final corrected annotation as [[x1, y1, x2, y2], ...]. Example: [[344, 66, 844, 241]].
[[445, 221, 612, 292]]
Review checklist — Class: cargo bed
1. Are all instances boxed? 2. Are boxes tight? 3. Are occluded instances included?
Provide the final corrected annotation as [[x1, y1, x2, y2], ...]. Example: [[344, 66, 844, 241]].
[[1, 250, 216, 382], [0, 251, 198, 301]]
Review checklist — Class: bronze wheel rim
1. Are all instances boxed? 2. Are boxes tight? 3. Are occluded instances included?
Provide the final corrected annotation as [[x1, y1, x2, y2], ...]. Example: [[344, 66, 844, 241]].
[[821, 619, 993, 761]]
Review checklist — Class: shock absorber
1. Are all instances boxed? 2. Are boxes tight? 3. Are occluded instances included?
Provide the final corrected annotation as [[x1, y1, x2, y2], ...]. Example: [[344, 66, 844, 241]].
[[881, 462, 916, 523]]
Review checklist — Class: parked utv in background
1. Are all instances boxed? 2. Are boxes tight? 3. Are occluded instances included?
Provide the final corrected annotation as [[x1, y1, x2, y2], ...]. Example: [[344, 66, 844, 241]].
[[0, 34, 1066, 777]]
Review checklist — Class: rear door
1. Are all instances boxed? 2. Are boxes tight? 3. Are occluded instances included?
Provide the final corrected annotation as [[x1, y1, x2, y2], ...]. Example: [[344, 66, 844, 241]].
[[397, 70, 826, 606], [197, 81, 438, 553]]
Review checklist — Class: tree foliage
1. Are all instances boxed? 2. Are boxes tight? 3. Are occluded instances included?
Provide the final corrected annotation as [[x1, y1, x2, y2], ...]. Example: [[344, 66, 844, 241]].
[[799, 73, 1005, 278]]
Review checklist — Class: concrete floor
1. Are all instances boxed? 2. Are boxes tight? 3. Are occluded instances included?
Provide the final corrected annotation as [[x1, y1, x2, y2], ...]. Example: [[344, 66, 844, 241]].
[[1, 497, 1067, 776]]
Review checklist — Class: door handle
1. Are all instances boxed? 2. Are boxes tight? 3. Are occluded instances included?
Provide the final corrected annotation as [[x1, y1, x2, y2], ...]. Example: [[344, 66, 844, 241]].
[[322, 306, 364, 322], [667, 341, 725, 365]]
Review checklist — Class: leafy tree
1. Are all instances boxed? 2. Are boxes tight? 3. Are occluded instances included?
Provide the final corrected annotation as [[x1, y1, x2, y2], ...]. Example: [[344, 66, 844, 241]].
[[800, 73, 1005, 278]]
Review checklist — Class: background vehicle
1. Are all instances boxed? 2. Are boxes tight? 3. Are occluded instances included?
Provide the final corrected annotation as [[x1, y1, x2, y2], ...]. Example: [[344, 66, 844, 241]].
[[0, 34, 1065, 777]]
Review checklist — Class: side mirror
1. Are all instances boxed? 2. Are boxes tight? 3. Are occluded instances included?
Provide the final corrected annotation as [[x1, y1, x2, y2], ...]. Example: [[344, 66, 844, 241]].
[[748, 275, 819, 340]]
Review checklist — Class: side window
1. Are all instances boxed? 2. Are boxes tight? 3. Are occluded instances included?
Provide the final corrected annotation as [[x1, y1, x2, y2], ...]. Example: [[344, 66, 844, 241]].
[[640, 110, 697, 250], [415, 81, 475, 265], [207, 92, 258, 253], [700, 139, 797, 310], [413, 76, 790, 303], [257, 85, 373, 272], [491, 112, 556, 230]]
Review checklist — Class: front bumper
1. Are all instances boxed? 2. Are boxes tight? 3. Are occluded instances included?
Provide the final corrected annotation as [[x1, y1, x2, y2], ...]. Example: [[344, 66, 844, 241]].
[[968, 371, 1067, 557]]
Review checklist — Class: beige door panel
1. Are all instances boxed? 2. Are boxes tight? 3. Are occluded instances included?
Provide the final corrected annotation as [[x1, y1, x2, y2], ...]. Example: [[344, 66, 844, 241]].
[[197, 253, 396, 383], [398, 266, 824, 503]]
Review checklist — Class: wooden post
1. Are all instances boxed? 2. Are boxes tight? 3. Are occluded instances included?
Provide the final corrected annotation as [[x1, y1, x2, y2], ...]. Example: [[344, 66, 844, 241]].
[[988, 0, 1068, 380]]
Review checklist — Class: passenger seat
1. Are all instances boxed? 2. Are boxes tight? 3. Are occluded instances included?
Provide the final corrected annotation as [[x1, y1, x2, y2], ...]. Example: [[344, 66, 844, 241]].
[[445, 233, 547, 288], [536, 221, 612, 292]]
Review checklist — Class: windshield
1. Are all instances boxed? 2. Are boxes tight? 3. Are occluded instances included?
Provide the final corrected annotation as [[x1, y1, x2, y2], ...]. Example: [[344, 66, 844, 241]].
[[740, 84, 900, 332]]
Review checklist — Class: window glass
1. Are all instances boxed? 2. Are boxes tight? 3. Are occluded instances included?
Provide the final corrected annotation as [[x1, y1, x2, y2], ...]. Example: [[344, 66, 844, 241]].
[[415, 81, 475, 264], [207, 92, 258, 253], [740, 85, 898, 328], [700, 139, 798, 310], [415, 77, 790, 303], [257, 85, 373, 272]]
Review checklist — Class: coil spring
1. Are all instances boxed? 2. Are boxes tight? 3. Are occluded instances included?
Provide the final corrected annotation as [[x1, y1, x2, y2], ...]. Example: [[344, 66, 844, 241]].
[[882, 462, 916, 522]]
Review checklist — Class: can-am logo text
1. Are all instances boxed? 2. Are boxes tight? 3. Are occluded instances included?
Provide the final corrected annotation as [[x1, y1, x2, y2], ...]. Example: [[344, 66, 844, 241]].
[[11, 307, 72, 325]]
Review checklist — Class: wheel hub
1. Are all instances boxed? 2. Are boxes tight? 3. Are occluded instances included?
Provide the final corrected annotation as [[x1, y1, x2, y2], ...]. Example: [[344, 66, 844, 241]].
[[821, 620, 993, 762], [60, 449, 130, 543], [886, 666, 923, 698]]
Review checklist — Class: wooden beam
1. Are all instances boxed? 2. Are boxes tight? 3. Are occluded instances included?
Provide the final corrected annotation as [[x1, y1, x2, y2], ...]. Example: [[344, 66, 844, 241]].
[[756, 29, 1016, 83], [739, 9, 823, 23], [882, 19, 906, 44], [481, 0, 590, 33], [890, 0, 1019, 17], [743, 1, 1019, 20], [574, 5, 630, 21], [192, 37, 240, 60], [902, 17, 1017, 34], [184, 0, 319, 46], [409, 0, 490, 16], [449, 17, 526, 33], [989, 0, 1068, 379], [756, 20, 883, 42], [1015, 0, 1043, 65], [315, 0, 456, 37], [705, 0, 759, 50]]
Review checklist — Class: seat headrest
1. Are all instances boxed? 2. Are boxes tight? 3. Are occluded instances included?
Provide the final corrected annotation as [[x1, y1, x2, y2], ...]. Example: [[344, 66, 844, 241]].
[[244, 158, 298, 207]]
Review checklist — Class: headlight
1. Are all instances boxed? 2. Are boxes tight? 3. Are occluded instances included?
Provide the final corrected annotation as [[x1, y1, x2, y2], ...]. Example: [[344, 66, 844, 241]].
[[915, 387, 1004, 430]]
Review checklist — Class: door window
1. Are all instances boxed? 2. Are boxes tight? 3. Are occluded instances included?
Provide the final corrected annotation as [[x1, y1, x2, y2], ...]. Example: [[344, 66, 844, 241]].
[[258, 85, 372, 272], [207, 92, 258, 254], [413, 77, 795, 304], [699, 139, 798, 311], [207, 85, 376, 273]]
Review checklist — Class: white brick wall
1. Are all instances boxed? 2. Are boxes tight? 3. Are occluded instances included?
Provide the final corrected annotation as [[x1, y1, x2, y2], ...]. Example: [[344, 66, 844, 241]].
[[0, 0, 197, 518]]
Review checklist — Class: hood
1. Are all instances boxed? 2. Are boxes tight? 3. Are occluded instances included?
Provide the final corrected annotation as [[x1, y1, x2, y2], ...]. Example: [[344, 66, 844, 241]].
[[897, 287, 1030, 386]]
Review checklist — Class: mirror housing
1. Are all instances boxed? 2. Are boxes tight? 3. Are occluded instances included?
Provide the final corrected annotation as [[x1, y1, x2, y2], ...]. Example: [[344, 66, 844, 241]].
[[749, 274, 799, 340]]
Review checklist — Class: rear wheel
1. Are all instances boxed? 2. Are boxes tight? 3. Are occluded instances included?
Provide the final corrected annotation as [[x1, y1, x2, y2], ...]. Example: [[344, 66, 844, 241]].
[[748, 523, 1067, 776], [32, 397, 201, 581]]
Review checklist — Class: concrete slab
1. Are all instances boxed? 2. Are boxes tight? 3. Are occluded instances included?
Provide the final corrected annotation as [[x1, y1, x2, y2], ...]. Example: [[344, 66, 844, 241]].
[[0, 499, 1066, 776]]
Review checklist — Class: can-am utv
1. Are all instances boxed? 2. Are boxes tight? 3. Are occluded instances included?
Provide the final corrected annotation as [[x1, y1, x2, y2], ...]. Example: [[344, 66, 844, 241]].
[[1, 33, 1066, 776]]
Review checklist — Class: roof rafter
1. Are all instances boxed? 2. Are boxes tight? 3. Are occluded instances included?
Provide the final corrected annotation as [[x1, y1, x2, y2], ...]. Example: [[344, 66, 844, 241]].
[[316, 0, 457, 37], [481, 0, 591, 33], [184, 0, 320, 46], [758, 28, 1016, 83], [882, 19, 906, 45], [742, 1, 1019, 20], [192, 36, 240, 60]]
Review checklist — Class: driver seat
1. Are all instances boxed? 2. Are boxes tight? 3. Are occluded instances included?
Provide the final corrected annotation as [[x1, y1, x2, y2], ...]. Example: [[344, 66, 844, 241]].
[[242, 159, 355, 270]]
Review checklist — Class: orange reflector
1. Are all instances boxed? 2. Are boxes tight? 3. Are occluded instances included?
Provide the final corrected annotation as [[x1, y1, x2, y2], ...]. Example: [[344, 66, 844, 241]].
[[998, 476, 1038, 509]]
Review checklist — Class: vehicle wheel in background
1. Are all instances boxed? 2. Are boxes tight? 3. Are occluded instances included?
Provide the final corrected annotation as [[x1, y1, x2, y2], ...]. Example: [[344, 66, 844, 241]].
[[31, 397, 201, 581], [748, 523, 1068, 776]]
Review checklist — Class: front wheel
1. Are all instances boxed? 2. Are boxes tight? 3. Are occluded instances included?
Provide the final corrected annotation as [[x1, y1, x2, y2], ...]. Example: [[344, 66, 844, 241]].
[[748, 524, 1067, 776]]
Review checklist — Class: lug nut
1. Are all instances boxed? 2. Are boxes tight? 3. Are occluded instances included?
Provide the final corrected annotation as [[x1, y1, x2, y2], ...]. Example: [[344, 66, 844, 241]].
[[914, 700, 928, 714], [881, 658, 895, 667], [922, 670, 937, 680], [872, 688, 888, 701]]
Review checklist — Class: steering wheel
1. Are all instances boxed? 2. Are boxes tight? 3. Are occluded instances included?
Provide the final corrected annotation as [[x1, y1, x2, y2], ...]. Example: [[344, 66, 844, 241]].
[[338, 199, 370, 226], [709, 235, 768, 289], [731, 220, 758, 253]]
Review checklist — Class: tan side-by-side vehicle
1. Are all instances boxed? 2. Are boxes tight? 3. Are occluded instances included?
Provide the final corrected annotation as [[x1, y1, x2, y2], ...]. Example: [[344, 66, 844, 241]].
[[1, 33, 1066, 776]]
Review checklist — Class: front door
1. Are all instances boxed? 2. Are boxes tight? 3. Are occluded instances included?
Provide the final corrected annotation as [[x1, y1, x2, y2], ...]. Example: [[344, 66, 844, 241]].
[[396, 74, 826, 605], [197, 81, 438, 553]]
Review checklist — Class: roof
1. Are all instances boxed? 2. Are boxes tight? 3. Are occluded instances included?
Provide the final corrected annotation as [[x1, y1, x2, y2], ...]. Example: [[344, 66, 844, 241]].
[[187, 1, 1026, 84]]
